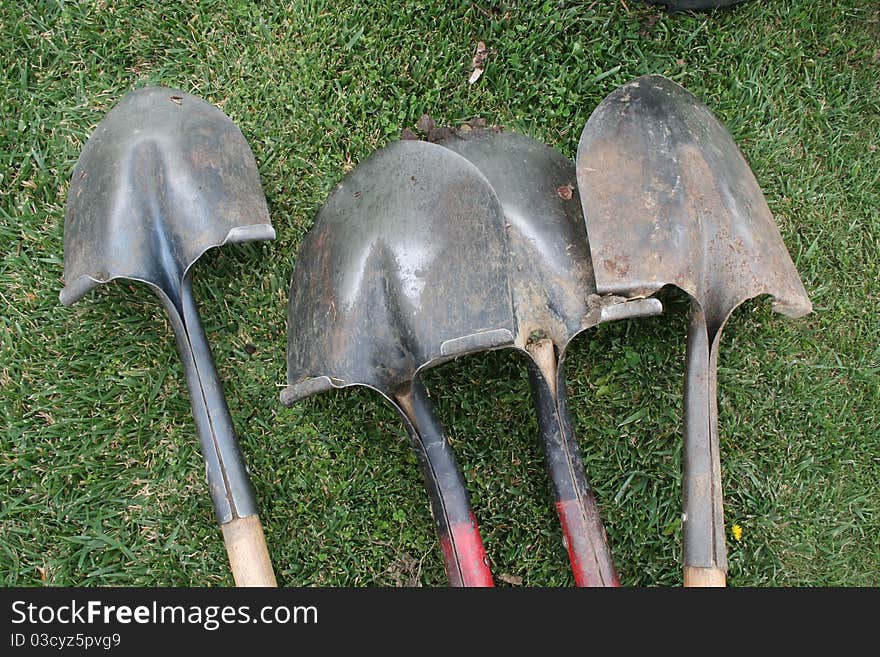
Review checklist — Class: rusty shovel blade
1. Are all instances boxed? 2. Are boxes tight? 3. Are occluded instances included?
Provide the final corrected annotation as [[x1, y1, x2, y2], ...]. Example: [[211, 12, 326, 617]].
[[61, 87, 277, 585], [577, 74, 811, 584]]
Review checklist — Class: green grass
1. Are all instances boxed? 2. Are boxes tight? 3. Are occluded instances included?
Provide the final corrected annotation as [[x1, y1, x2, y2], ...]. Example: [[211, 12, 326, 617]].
[[1, 0, 877, 587]]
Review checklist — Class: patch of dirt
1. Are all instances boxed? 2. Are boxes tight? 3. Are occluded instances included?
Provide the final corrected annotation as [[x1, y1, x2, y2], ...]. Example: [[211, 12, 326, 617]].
[[386, 551, 423, 587], [498, 573, 523, 585], [399, 115, 501, 144]]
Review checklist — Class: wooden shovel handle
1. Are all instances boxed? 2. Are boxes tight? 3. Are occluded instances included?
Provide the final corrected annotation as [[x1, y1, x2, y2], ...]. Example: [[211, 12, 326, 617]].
[[684, 566, 726, 587], [221, 515, 278, 587]]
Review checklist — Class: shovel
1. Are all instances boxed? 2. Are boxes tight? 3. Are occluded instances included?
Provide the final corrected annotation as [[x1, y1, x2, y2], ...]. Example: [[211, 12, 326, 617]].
[[61, 87, 278, 586], [434, 127, 661, 586], [576, 75, 812, 586], [281, 140, 514, 586]]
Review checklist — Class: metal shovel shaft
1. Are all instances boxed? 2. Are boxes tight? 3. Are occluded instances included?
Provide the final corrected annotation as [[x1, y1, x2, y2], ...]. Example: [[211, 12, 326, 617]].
[[161, 275, 276, 586], [163, 275, 258, 524], [396, 382, 494, 587], [682, 305, 726, 585], [527, 341, 619, 586]]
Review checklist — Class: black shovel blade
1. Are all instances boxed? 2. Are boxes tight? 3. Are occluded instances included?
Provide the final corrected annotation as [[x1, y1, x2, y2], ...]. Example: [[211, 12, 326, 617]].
[[60, 86, 274, 308], [60, 87, 276, 529], [577, 74, 811, 332], [434, 127, 662, 586], [281, 139, 515, 405], [437, 128, 661, 351], [436, 128, 597, 349]]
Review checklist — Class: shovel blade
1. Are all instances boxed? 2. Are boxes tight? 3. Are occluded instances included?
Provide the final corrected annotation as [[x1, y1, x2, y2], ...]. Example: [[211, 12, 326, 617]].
[[61, 87, 274, 307], [283, 139, 515, 403], [577, 74, 811, 332], [436, 128, 596, 348], [282, 139, 515, 586]]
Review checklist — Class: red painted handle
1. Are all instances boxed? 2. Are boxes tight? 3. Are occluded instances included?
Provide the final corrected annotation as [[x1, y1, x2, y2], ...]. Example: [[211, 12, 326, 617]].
[[439, 514, 494, 587], [555, 499, 620, 587]]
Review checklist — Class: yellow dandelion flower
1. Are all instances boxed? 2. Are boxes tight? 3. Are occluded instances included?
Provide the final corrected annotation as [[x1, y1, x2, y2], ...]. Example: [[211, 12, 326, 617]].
[[732, 524, 743, 542]]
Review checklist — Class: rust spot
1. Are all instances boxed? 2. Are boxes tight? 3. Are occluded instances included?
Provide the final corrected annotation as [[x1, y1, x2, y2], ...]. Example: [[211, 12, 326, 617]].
[[603, 256, 630, 278], [313, 229, 328, 252], [556, 184, 573, 200]]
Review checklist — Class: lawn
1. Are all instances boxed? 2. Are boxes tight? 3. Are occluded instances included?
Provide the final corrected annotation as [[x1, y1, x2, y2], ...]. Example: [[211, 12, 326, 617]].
[[1, 0, 877, 587]]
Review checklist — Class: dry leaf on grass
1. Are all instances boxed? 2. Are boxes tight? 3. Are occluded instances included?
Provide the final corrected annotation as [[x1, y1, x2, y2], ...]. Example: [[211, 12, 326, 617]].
[[426, 125, 455, 143], [469, 40, 493, 84]]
